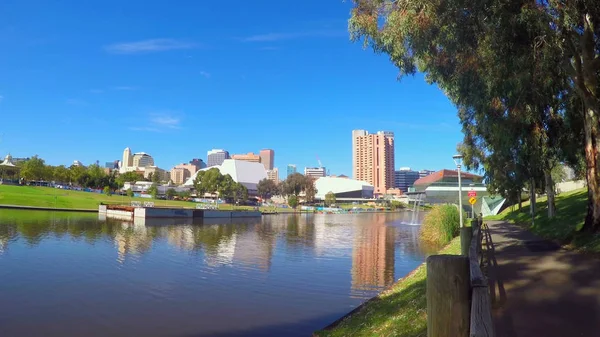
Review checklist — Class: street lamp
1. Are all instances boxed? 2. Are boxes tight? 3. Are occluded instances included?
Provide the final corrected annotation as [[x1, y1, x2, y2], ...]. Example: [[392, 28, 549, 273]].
[[453, 154, 464, 228]]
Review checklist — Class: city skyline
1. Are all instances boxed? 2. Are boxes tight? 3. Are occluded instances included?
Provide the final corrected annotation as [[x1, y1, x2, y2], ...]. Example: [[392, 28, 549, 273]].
[[0, 1, 463, 176]]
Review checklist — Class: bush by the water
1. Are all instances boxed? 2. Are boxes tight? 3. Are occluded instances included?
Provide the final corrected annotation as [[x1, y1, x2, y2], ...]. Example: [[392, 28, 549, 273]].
[[420, 204, 463, 246]]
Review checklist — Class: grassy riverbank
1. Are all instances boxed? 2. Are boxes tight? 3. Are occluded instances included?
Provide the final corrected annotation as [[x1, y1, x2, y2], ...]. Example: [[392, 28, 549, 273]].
[[314, 237, 461, 337], [0, 185, 296, 212], [486, 188, 599, 251]]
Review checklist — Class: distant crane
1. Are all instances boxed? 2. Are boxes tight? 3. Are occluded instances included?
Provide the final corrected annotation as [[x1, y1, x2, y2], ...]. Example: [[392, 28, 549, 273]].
[[316, 154, 323, 169]]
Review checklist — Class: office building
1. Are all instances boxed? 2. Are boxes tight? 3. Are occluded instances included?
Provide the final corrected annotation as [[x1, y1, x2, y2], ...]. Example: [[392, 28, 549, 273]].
[[122, 147, 133, 170], [304, 167, 326, 179], [132, 152, 154, 167], [207, 149, 230, 167], [170, 168, 187, 185], [189, 158, 207, 169], [259, 149, 275, 171], [267, 168, 279, 184], [170, 163, 199, 185], [287, 164, 297, 178], [231, 152, 261, 163], [394, 167, 420, 193], [143, 166, 169, 182], [352, 130, 395, 196]]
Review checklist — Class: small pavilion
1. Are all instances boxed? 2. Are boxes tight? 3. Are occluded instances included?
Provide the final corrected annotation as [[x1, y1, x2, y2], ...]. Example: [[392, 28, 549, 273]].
[[0, 154, 21, 183]]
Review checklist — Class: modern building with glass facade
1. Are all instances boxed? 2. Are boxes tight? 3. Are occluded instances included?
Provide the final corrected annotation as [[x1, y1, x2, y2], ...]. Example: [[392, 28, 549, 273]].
[[394, 168, 420, 193], [287, 164, 297, 178], [411, 169, 506, 216]]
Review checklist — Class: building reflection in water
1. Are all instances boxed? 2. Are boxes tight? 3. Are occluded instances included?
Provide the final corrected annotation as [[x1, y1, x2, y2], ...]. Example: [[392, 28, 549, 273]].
[[351, 214, 396, 297], [114, 222, 154, 264]]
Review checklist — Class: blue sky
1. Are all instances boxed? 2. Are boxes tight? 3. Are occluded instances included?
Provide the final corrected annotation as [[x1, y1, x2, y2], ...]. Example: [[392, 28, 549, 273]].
[[0, 0, 463, 177]]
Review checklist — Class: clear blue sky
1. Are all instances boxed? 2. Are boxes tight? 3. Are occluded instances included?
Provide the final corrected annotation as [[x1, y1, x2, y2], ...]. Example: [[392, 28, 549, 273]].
[[0, 0, 463, 176]]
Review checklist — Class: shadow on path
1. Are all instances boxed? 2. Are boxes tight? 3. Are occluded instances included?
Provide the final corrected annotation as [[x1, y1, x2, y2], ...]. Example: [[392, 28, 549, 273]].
[[487, 221, 600, 337]]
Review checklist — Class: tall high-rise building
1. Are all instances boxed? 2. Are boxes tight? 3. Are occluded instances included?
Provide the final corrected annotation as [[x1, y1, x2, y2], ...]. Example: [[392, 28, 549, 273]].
[[231, 152, 261, 163], [287, 164, 297, 178], [122, 147, 133, 169], [352, 130, 395, 196], [259, 149, 275, 171], [207, 149, 230, 167], [394, 167, 420, 193]]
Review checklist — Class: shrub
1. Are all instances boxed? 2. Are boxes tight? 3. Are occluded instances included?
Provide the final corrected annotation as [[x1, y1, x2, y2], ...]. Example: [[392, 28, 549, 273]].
[[420, 204, 465, 246]]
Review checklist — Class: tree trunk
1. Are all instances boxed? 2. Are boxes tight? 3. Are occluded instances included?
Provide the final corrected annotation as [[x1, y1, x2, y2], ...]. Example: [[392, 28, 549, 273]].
[[530, 178, 536, 225], [580, 103, 600, 232], [545, 170, 556, 219]]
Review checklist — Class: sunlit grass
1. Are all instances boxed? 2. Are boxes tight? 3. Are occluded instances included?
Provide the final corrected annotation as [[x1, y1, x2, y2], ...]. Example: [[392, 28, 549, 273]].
[[485, 188, 598, 251], [0, 185, 296, 212]]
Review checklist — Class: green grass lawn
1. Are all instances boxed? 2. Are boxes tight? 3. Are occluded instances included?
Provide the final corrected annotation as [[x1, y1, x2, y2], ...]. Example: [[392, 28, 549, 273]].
[[0, 185, 296, 212], [314, 237, 461, 337], [0, 185, 198, 209], [485, 188, 600, 251]]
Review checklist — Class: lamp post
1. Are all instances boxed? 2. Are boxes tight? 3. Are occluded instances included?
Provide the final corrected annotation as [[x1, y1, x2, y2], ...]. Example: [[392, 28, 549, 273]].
[[453, 154, 471, 256], [452, 154, 464, 228]]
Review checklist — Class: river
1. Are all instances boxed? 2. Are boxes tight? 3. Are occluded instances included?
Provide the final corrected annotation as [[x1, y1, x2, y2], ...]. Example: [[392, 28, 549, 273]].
[[0, 209, 427, 337]]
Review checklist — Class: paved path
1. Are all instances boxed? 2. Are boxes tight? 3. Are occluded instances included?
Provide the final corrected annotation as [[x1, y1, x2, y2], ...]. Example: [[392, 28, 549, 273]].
[[487, 221, 600, 337]]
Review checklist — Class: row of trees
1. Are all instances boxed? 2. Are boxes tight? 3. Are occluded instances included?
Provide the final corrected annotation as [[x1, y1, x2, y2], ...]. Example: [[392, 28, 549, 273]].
[[192, 168, 248, 204], [256, 173, 319, 207], [350, 0, 600, 231], [16, 156, 145, 190]]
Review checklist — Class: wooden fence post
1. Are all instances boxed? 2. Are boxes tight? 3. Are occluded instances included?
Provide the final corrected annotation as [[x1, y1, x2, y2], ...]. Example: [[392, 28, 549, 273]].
[[460, 227, 472, 256], [427, 255, 470, 337]]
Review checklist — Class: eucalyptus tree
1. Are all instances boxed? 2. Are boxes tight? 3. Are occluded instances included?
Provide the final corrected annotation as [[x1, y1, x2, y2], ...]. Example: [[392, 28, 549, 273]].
[[349, 0, 592, 224]]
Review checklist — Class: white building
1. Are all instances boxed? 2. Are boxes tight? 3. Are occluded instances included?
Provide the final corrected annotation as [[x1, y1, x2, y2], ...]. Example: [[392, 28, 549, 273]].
[[314, 176, 374, 200], [305, 167, 326, 179], [184, 159, 268, 195]]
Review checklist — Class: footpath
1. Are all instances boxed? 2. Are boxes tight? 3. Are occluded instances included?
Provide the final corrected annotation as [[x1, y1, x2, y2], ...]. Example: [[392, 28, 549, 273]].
[[487, 221, 600, 337]]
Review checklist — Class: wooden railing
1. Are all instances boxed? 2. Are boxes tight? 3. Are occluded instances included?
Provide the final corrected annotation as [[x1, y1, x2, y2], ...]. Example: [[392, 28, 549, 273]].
[[469, 220, 495, 337], [426, 218, 495, 337]]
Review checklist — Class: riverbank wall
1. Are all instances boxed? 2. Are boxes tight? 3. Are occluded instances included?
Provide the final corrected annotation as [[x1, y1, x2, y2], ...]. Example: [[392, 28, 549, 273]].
[[0, 204, 97, 213], [99, 204, 261, 221]]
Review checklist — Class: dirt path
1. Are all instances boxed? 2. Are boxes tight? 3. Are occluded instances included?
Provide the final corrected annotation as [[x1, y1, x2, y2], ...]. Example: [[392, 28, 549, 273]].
[[487, 221, 600, 337]]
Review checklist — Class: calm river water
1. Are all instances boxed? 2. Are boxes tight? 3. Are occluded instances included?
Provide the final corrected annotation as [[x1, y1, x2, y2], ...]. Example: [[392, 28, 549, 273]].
[[0, 210, 427, 337]]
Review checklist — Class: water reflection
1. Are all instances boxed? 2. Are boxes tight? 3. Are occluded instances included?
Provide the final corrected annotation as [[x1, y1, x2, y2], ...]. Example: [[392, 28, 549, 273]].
[[0, 209, 427, 337]]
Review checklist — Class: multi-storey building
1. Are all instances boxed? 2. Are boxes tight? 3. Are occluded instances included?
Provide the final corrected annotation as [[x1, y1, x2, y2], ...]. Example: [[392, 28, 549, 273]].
[[170, 163, 199, 185], [259, 149, 275, 171], [207, 149, 230, 167], [132, 152, 154, 167], [287, 164, 297, 178], [304, 167, 326, 179], [189, 158, 207, 170], [394, 167, 420, 193], [352, 130, 395, 196], [267, 168, 279, 184]]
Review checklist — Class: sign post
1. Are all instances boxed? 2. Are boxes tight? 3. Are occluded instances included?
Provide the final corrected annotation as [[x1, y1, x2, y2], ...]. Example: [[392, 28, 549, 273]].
[[468, 196, 477, 219], [468, 191, 477, 218]]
